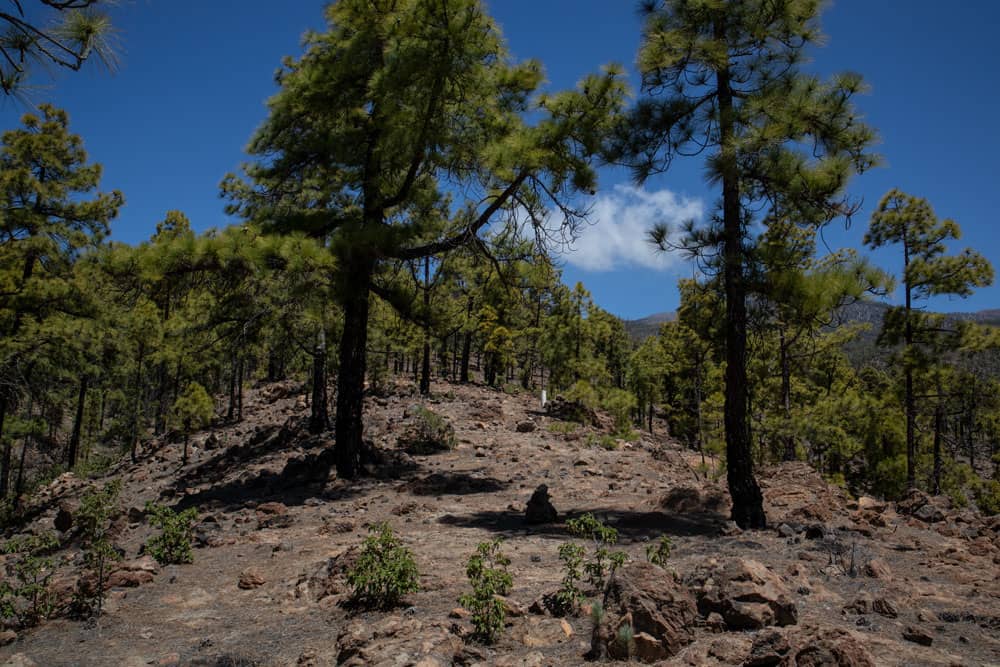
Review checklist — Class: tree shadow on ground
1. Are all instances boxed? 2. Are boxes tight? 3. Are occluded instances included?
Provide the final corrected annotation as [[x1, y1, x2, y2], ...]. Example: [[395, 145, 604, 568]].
[[170, 427, 420, 513], [437, 507, 727, 541], [400, 470, 510, 496]]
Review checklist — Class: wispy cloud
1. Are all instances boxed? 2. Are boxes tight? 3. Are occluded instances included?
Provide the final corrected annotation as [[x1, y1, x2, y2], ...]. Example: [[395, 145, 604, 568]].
[[558, 184, 704, 272]]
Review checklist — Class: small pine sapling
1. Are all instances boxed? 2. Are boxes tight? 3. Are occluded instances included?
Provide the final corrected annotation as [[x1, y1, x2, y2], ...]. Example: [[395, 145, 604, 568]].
[[145, 502, 198, 565], [458, 539, 513, 643], [346, 522, 420, 609]]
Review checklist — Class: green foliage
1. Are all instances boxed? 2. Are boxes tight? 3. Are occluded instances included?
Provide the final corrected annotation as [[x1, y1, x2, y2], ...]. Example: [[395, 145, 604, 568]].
[[548, 421, 579, 435], [74, 480, 122, 618], [564, 380, 600, 413], [586, 433, 620, 451], [347, 522, 420, 609], [171, 382, 214, 435], [556, 542, 585, 614], [601, 388, 637, 435], [144, 502, 198, 565], [975, 479, 1000, 516], [565, 513, 626, 591], [645, 535, 672, 566], [402, 406, 456, 454], [0, 532, 59, 626], [613, 622, 635, 659], [458, 539, 513, 644]]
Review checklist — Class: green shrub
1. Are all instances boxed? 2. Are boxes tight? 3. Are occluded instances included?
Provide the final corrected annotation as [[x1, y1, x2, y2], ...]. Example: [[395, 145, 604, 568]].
[[74, 480, 122, 618], [587, 433, 619, 451], [564, 381, 600, 412], [1, 532, 59, 626], [601, 388, 637, 435], [645, 535, 672, 566], [974, 479, 1000, 516], [347, 522, 420, 609], [566, 513, 626, 591], [145, 502, 198, 565], [548, 421, 579, 435], [556, 542, 586, 614], [400, 406, 457, 454], [458, 539, 513, 644]]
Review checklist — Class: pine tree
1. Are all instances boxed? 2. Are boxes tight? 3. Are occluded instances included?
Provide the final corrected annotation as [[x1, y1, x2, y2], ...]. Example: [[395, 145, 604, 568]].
[[865, 189, 994, 490], [225, 0, 624, 479], [614, 0, 878, 528], [0, 1, 117, 96], [0, 104, 122, 496]]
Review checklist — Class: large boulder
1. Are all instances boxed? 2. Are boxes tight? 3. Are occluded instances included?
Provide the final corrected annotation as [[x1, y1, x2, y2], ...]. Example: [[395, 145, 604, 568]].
[[742, 625, 876, 667], [686, 558, 797, 631], [591, 562, 698, 661]]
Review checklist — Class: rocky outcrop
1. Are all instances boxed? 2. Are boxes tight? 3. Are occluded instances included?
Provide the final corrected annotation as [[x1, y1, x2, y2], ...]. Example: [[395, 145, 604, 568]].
[[590, 562, 698, 661], [686, 558, 797, 631]]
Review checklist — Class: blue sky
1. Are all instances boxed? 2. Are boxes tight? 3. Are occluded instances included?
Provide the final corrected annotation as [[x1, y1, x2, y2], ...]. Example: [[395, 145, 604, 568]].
[[2, 1, 998, 319]]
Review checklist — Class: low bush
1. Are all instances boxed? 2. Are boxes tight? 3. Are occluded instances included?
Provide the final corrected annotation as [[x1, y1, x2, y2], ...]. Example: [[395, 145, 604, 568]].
[[145, 502, 198, 565], [458, 539, 513, 643], [347, 522, 420, 609]]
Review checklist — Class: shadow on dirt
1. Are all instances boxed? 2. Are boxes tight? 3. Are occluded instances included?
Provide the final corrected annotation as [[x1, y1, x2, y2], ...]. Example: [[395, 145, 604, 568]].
[[438, 507, 727, 540]]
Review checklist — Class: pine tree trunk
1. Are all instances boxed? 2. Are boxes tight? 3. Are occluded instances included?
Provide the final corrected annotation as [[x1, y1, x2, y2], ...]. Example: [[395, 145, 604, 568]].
[[309, 329, 329, 434], [334, 259, 374, 479], [932, 398, 943, 495], [14, 398, 33, 508], [67, 375, 88, 469], [130, 343, 146, 463], [227, 351, 237, 422], [903, 244, 917, 491], [420, 257, 432, 395], [237, 357, 245, 422], [0, 395, 9, 498], [716, 49, 766, 529], [460, 331, 472, 383], [780, 326, 795, 462]]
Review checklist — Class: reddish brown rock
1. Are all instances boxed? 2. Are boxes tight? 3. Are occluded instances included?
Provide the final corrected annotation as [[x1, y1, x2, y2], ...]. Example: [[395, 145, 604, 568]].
[[238, 567, 266, 590], [687, 558, 798, 631], [591, 561, 697, 661]]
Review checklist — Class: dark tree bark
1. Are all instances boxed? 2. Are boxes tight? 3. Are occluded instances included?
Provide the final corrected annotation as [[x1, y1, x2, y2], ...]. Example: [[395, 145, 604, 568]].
[[309, 328, 329, 434], [227, 351, 237, 422], [0, 395, 9, 498], [780, 326, 795, 462], [419, 256, 431, 396], [716, 44, 766, 529], [932, 397, 943, 495], [67, 375, 89, 469], [129, 342, 146, 463], [334, 258, 374, 479]]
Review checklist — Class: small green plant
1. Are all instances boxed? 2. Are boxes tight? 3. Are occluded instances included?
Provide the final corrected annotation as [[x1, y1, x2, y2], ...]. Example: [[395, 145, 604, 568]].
[[347, 522, 420, 609], [587, 433, 619, 451], [547, 421, 579, 435], [145, 502, 198, 565], [1, 532, 59, 626], [645, 535, 672, 566], [458, 539, 513, 644], [401, 406, 457, 454], [612, 622, 635, 659], [74, 479, 122, 619], [566, 513, 626, 591], [556, 542, 586, 614]]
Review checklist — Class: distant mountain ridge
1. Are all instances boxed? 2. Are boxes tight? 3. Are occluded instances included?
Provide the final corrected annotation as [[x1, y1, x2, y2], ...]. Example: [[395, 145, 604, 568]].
[[624, 302, 1000, 344]]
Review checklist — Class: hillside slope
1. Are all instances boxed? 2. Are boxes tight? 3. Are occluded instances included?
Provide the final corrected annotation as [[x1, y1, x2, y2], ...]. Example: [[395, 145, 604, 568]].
[[1, 380, 998, 667]]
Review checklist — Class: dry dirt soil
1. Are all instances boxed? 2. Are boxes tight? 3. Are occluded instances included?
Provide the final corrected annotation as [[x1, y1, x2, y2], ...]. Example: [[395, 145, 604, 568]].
[[1, 379, 998, 667]]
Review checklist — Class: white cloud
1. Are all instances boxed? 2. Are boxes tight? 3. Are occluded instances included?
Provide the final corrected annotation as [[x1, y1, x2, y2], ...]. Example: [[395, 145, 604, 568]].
[[558, 184, 703, 272]]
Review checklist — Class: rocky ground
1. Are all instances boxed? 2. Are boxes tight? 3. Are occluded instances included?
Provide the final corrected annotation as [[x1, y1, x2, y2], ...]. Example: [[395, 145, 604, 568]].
[[1, 378, 998, 667]]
